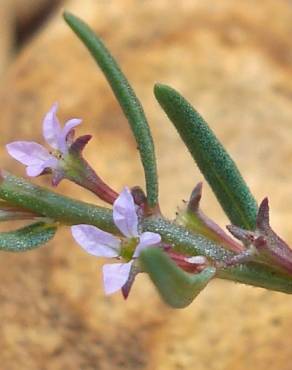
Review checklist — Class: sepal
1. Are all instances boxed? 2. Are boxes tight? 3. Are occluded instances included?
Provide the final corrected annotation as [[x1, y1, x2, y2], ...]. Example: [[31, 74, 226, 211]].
[[177, 182, 243, 252], [228, 198, 292, 274], [59, 135, 118, 204]]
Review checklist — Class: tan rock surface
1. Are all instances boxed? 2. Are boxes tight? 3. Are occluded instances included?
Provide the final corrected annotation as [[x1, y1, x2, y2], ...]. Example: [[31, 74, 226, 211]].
[[1, 1, 292, 369], [0, 3, 14, 75], [0, 0, 62, 76]]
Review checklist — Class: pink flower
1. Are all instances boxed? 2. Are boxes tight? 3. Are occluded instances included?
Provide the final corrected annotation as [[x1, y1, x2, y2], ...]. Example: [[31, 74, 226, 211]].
[[71, 187, 161, 295], [6, 103, 81, 182]]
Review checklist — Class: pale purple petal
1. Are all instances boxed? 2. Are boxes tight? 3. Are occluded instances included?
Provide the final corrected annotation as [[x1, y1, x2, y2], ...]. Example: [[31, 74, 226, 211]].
[[134, 231, 161, 257], [42, 156, 59, 170], [71, 224, 120, 257], [102, 261, 133, 295], [42, 103, 61, 149], [7, 141, 59, 177], [113, 187, 138, 237], [58, 118, 82, 153], [26, 164, 47, 176], [27, 157, 59, 177], [6, 141, 51, 166]]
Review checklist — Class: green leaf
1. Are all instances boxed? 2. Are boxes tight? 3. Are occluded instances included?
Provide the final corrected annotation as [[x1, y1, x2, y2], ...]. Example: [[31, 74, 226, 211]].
[[140, 248, 216, 308], [0, 222, 57, 252], [154, 84, 257, 229], [63, 11, 159, 208]]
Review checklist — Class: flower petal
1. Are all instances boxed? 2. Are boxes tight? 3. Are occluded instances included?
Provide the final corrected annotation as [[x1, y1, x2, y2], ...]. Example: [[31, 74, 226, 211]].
[[42, 103, 61, 149], [6, 141, 51, 166], [134, 231, 161, 257], [58, 118, 82, 153], [42, 156, 59, 170], [102, 261, 133, 295], [26, 156, 59, 177], [113, 187, 138, 237], [26, 164, 47, 177], [71, 224, 120, 257]]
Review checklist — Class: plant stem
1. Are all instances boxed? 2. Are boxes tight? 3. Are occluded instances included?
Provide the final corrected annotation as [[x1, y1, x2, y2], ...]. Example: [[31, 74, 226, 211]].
[[0, 171, 291, 293]]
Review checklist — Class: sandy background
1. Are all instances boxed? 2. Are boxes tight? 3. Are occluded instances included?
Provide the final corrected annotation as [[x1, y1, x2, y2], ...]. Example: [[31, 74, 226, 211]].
[[1, 1, 292, 369]]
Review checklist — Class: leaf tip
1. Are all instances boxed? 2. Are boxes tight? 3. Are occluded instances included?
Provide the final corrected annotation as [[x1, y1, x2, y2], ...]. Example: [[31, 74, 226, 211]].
[[154, 83, 171, 99], [63, 10, 72, 21]]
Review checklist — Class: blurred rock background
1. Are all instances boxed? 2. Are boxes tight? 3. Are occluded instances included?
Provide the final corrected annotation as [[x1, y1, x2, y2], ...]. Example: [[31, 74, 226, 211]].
[[0, 0, 61, 76], [1, 1, 292, 369]]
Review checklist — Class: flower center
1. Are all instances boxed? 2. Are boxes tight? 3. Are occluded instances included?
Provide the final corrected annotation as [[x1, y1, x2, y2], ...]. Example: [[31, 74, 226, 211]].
[[50, 149, 63, 160], [120, 237, 139, 261]]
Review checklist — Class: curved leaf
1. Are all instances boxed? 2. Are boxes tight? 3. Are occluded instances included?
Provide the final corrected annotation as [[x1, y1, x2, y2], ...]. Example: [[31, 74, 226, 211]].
[[140, 248, 216, 308], [0, 222, 57, 252], [154, 84, 257, 229], [64, 12, 159, 208]]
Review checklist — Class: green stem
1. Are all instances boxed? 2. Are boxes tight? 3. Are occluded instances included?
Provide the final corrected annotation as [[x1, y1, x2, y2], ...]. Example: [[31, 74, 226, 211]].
[[0, 171, 115, 232], [0, 171, 291, 293]]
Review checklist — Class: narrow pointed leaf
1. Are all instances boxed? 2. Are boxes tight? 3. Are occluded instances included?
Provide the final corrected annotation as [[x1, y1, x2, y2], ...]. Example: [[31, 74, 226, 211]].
[[154, 84, 257, 229], [140, 248, 216, 308], [64, 12, 158, 208], [0, 222, 57, 252]]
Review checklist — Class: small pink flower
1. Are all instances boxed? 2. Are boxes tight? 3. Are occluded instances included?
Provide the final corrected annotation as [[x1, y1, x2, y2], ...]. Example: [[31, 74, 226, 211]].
[[6, 103, 81, 182], [71, 187, 161, 295]]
